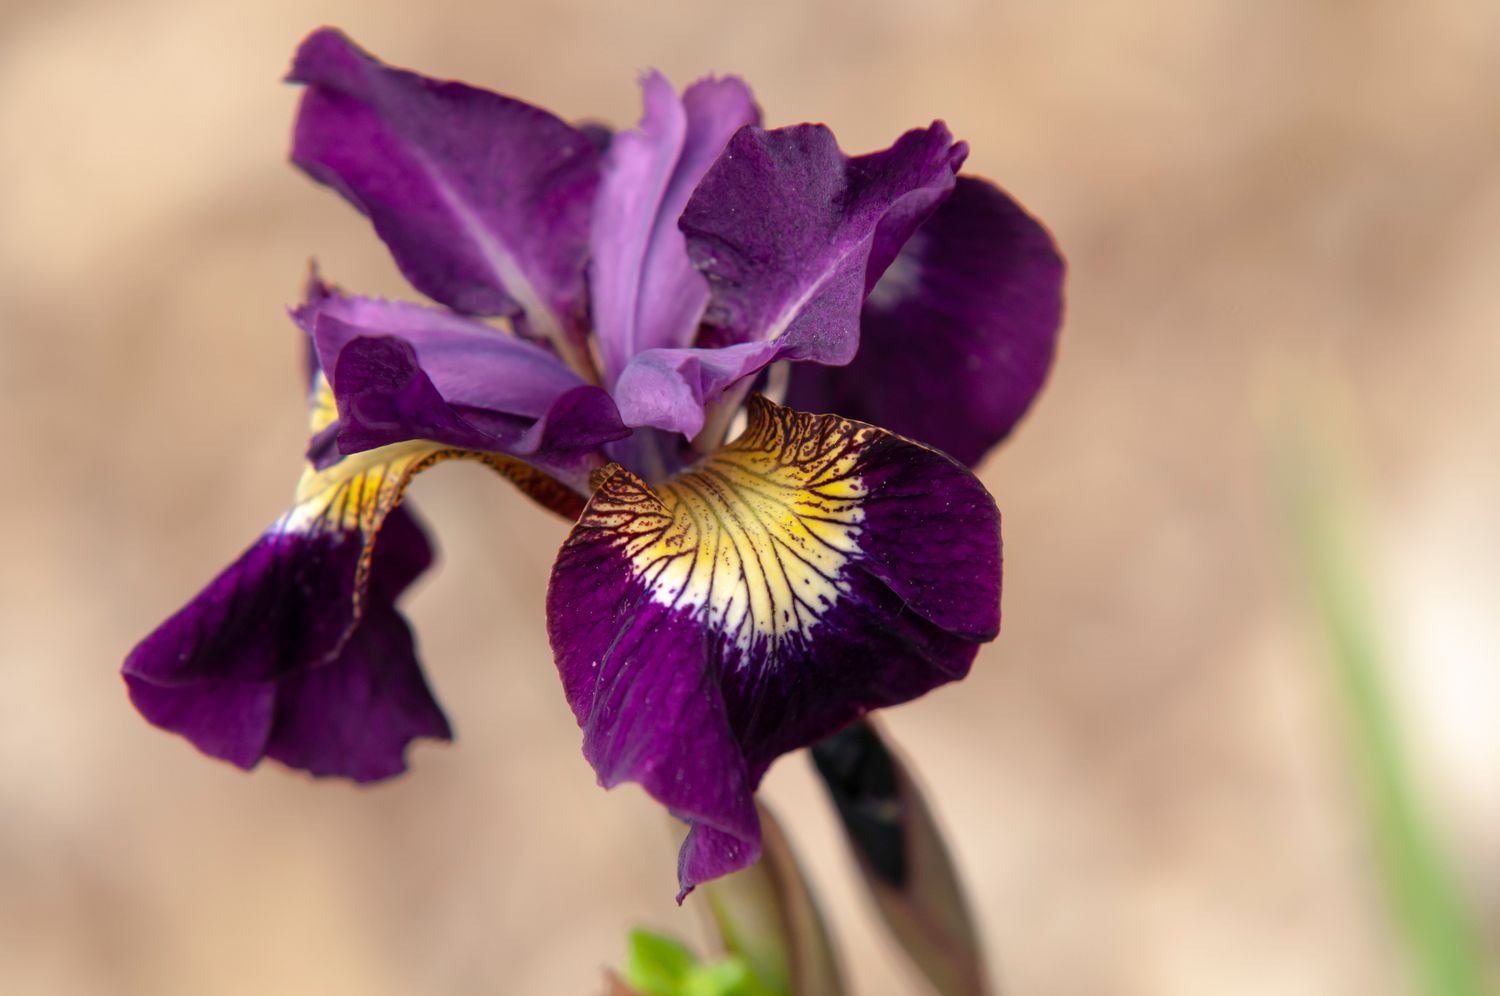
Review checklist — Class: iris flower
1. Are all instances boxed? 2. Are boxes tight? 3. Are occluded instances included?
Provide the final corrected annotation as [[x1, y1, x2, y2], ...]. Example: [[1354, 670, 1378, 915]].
[[122, 28, 1063, 898]]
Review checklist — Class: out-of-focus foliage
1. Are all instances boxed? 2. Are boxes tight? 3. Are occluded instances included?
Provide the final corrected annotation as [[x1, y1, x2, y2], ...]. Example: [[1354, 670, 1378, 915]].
[[617, 929, 766, 996], [1277, 425, 1494, 996]]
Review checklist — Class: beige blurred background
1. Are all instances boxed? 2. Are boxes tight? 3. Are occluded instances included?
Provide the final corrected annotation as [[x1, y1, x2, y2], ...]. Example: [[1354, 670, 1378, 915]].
[[3, 1, 1498, 993]]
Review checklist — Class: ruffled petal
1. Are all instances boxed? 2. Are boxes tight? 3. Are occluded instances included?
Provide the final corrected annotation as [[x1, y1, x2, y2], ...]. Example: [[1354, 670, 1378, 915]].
[[299, 286, 591, 420], [328, 336, 627, 495], [123, 443, 452, 780], [787, 176, 1064, 467], [122, 353, 596, 778], [612, 123, 964, 434], [590, 73, 759, 383], [287, 29, 600, 352], [547, 396, 1000, 896]]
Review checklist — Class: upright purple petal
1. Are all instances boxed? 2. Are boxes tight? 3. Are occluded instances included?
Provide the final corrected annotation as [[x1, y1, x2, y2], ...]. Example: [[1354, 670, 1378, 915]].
[[288, 29, 600, 345], [635, 77, 759, 355], [589, 73, 686, 381], [612, 124, 964, 434], [547, 397, 1000, 896], [787, 176, 1064, 466], [590, 74, 759, 384]]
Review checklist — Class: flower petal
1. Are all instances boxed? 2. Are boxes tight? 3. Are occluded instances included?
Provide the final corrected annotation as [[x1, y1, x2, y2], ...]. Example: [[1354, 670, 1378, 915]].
[[638, 77, 760, 352], [546, 396, 1000, 895], [612, 123, 964, 434], [123, 443, 452, 780], [683, 122, 965, 354], [588, 73, 687, 382], [611, 339, 780, 437], [287, 29, 600, 348], [123, 356, 596, 777], [590, 73, 759, 383], [787, 176, 1064, 467], [327, 335, 627, 496], [300, 286, 591, 420]]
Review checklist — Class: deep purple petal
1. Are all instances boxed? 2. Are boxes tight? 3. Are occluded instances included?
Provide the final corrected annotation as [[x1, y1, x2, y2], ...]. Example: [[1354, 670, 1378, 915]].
[[288, 28, 599, 341], [680, 122, 964, 359], [298, 288, 589, 419], [611, 123, 963, 434], [123, 505, 450, 780], [590, 74, 760, 384], [265, 599, 451, 782], [328, 335, 628, 485], [787, 176, 1064, 466], [546, 396, 999, 896]]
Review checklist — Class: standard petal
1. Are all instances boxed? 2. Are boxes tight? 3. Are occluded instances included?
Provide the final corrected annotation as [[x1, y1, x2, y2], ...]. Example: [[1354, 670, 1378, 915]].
[[288, 29, 600, 349], [635, 76, 759, 358], [590, 74, 760, 383], [546, 396, 1000, 895], [588, 73, 688, 382], [612, 123, 963, 434], [786, 176, 1064, 467]]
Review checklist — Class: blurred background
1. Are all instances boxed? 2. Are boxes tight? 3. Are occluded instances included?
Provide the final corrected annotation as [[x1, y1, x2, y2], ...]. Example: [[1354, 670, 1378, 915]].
[[2, 1, 1497, 993]]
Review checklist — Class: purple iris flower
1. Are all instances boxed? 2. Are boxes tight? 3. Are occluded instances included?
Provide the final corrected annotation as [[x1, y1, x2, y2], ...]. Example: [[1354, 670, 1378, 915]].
[[122, 28, 1063, 898]]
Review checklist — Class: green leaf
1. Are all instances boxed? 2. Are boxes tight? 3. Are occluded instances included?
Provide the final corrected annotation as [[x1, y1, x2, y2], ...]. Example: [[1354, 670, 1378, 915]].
[[1274, 418, 1493, 996], [619, 928, 769, 996], [622, 929, 700, 994]]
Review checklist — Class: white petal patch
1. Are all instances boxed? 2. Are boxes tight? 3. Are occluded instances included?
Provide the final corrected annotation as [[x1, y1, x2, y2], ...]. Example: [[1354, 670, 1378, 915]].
[[580, 397, 874, 653]]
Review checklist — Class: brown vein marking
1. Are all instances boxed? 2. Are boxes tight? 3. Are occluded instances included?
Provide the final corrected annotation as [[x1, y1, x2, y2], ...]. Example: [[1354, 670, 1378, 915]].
[[282, 439, 587, 619], [581, 397, 872, 650]]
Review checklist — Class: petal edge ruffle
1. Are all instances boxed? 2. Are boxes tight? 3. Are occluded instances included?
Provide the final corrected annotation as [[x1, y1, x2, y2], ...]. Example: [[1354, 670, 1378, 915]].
[[288, 28, 600, 349], [546, 397, 1000, 896], [787, 176, 1064, 467]]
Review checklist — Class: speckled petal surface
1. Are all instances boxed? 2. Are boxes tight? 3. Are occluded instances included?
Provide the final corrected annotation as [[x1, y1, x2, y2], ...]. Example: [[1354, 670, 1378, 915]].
[[123, 485, 449, 782], [546, 397, 1000, 896], [787, 176, 1064, 467], [610, 123, 964, 435]]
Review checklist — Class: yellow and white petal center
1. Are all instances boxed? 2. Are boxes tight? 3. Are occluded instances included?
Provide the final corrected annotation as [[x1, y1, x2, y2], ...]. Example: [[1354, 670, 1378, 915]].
[[585, 398, 874, 652]]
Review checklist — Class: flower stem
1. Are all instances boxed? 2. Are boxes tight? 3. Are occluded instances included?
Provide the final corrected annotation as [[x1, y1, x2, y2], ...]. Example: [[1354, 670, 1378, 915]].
[[697, 803, 845, 996]]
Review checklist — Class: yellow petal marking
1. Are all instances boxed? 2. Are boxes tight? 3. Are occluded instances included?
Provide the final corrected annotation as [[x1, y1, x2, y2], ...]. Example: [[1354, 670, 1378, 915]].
[[585, 397, 872, 651], [281, 374, 586, 617]]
